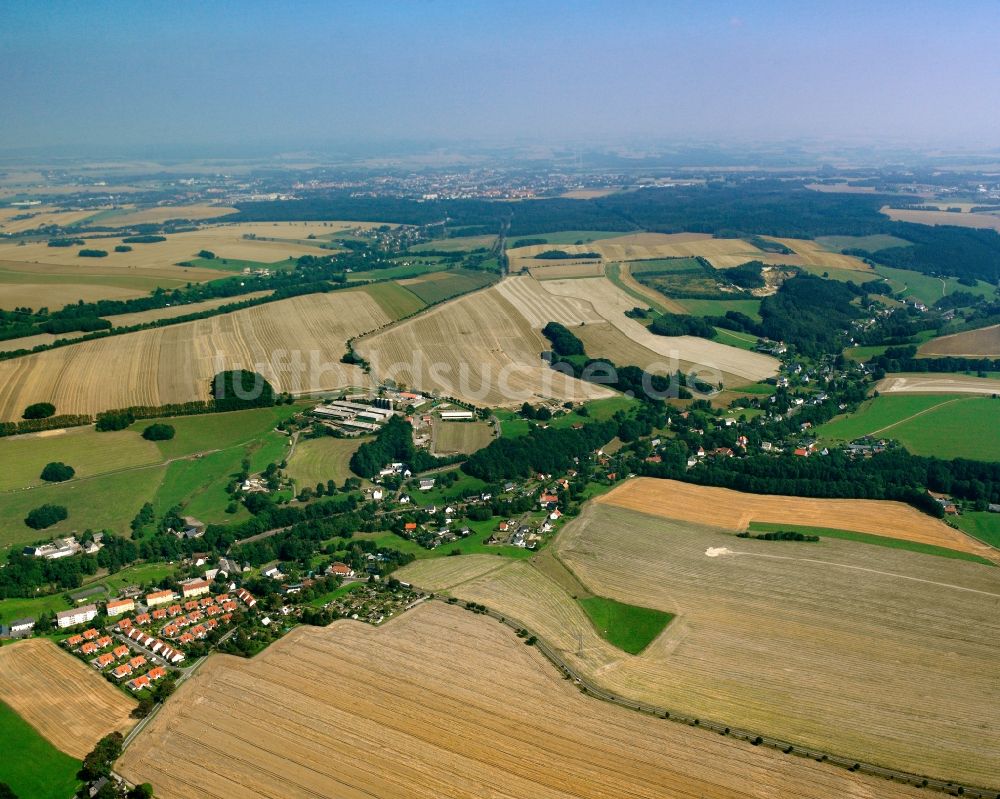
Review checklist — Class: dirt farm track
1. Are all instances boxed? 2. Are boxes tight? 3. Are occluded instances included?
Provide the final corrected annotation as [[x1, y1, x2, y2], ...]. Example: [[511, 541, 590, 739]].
[[117, 602, 929, 799]]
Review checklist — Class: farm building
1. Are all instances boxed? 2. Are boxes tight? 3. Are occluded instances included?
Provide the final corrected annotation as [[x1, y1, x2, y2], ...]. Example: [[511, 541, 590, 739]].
[[105, 598, 135, 617], [439, 410, 475, 420], [56, 604, 98, 629], [327, 562, 355, 578]]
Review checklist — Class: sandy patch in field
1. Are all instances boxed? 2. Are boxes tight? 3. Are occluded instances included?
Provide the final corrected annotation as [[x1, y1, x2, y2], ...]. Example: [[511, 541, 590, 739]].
[[878, 373, 1000, 396]]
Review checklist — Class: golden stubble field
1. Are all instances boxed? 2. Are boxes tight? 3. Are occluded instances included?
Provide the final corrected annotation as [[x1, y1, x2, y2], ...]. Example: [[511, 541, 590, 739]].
[[882, 206, 1000, 232], [919, 323, 1000, 357], [402, 498, 1000, 788], [354, 284, 613, 406], [538, 276, 779, 383], [0, 638, 136, 758], [117, 601, 926, 799], [878, 373, 1000, 396], [599, 477, 992, 557], [0, 289, 389, 420]]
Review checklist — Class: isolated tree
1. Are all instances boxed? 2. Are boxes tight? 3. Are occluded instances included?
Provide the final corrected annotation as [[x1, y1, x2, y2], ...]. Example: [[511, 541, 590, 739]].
[[40, 461, 75, 482], [24, 504, 68, 530], [142, 423, 175, 441]]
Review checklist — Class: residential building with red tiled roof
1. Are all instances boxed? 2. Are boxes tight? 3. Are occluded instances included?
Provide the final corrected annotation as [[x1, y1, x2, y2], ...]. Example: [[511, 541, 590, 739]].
[[181, 578, 210, 599], [82, 628, 99, 640], [129, 656, 147, 669], [94, 653, 115, 669], [167, 604, 183, 617], [105, 598, 135, 617], [111, 664, 133, 680], [134, 613, 151, 625], [147, 666, 167, 681], [66, 634, 84, 647], [81, 642, 98, 655], [152, 608, 167, 620], [184, 600, 200, 612], [128, 675, 151, 692], [112, 645, 129, 659], [95, 636, 112, 648], [117, 618, 133, 631], [145, 589, 175, 607]]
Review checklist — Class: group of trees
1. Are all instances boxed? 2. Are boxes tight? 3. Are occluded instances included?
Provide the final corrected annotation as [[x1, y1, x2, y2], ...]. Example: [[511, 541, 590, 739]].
[[649, 312, 717, 339], [24, 503, 68, 530], [40, 461, 74, 482], [348, 416, 441, 478], [866, 345, 1000, 377], [141, 423, 175, 441], [541, 321, 585, 356]]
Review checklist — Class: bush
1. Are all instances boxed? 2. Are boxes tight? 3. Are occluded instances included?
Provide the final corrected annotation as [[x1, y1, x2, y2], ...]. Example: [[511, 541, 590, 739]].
[[22, 402, 55, 420], [142, 423, 175, 441], [198, 249, 216, 259], [40, 461, 75, 482], [24, 504, 68, 529], [79, 249, 109, 258]]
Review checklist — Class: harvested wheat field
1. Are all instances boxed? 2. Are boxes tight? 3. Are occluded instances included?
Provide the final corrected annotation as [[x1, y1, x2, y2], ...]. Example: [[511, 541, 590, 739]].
[[705, 238, 873, 274], [598, 477, 991, 557], [527, 261, 606, 280], [877, 373, 1000, 396], [540, 277, 778, 383], [494, 275, 603, 327], [919, 324, 1000, 357], [403, 501, 1000, 789], [354, 285, 612, 406], [882, 206, 1000, 232], [0, 205, 100, 234], [0, 638, 135, 757], [510, 232, 763, 264], [117, 602, 925, 799], [611, 262, 688, 312], [0, 289, 388, 420], [99, 203, 237, 225], [432, 419, 494, 455]]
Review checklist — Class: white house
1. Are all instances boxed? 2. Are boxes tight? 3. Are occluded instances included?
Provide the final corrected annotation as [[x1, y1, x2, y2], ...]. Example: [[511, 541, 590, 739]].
[[56, 604, 98, 629]]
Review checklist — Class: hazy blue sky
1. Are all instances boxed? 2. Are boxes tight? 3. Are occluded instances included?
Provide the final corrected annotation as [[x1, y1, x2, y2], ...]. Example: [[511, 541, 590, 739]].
[[2, 0, 998, 153]]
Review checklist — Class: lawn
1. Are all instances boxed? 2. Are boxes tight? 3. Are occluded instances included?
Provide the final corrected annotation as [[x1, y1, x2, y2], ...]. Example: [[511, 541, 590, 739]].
[[494, 409, 531, 438], [843, 344, 889, 361], [347, 261, 451, 281], [410, 235, 497, 252], [0, 593, 75, 626], [140, 404, 298, 459], [403, 269, 496, 305], [308, 581, 365, 607], [355, 529, 533, 561], [577, 596, 674, 655], [676, 297, 762, 320], [509, 230, 633, 246], [362, 281, 426, 319], [0, 425, 162, 492], [410, 473, 488, 507], [814, 234, 913, 253], [0, 699, 81, 799], [185, 256, 298, 273], [605, 262, 674, 315], [0, 466, 165, 550], [713, 327, 758, 350], [286, 436, 363, 488], [627, 257, 703, 274], [874, 265, 997, 306], [818, 394, 1000, 460], [746, 522, 993, 565], [954, 513, 1000, 549]]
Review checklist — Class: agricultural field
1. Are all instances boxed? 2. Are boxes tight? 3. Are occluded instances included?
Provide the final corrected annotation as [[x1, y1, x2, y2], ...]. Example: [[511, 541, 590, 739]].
[[955, 512, 1000, 549], [0, 289, 390, 420], [431, 419, 494, 455], [285, 436, 364, 488], [399, 267, 497, 304], [0, 638, 135, 758], [877, 373, 1000, 395], [407, 499, 1000, 788], [538, 277, 778, 384], [881, 205, 1000, 232], [0, 256, 220, 309], [604, 261, 687, 314], [361, 280, 426, 319], [919, 323, 1000, 357], [526, 261, 606, 280], [0, 205, 100, 234], [577, 595, 674, 655], [116, 601, 925, 799], [354, 285, 612, 406], [508, 230, 633, 246], [93, 203, 237, 225], [818, 393, 1000, 460], [0, 700, 81, 799], [597, 477, 993, 559]]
